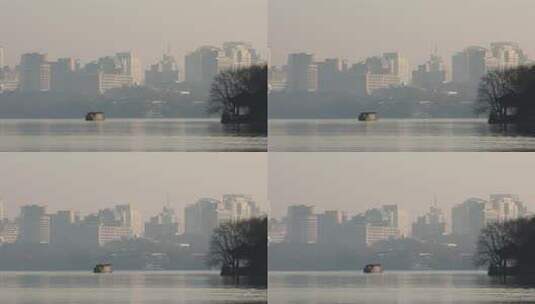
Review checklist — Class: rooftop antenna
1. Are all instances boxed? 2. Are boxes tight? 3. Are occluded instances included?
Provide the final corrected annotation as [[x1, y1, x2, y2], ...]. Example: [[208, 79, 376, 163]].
[[165, 192, 170, 208]]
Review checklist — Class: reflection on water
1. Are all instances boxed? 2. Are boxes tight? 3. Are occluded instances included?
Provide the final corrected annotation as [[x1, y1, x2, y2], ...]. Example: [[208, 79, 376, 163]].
[[269, 271, 535, 304], [0, 271, 266, 304], [269, 119, 535, 151], [0, 119, 266, 151]]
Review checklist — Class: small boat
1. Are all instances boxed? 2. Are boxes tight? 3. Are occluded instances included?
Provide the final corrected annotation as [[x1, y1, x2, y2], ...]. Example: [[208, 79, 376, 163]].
[[93, 263, 112, 273], [363, 264, 383, 273], [358, 112, 378, 122], [85, 112, 105, 121]]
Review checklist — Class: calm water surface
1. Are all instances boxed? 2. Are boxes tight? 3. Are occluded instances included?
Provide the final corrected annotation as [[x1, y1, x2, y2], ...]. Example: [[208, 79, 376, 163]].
[[269, 119, 535, 151], [269, 271, 535, 304], [0, 119, 266, 151], [0, 271, 266, 304]]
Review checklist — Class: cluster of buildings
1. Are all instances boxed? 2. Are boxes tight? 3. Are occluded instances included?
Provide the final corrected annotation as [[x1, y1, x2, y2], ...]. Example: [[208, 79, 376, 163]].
[[270, 194, 528, 247], [0, 194, 261, 248], [270, 204, 409, 247], [0, 51, 142, 95], [184, 42, 261, 89], [451, 194, 527, 241], [269, 42, 529, 96], [0, 42, 262, 94]]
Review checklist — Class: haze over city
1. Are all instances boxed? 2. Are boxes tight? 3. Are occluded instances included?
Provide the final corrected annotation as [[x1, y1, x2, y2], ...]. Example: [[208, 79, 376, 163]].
[[0, 0, 267, 67], [0, 153, 268, 219], [268, 0, 535, 66], [268, 153, 535, 220]]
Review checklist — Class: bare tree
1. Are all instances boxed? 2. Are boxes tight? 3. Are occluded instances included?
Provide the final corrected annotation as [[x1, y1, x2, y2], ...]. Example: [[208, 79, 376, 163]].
[[475, 221, 516, 276], [208, 65, 267, 124], [477, 66, 535, 124], [207, 217, 267, 281], [207, 221, 247, 279], [476, 70, 515, 120]]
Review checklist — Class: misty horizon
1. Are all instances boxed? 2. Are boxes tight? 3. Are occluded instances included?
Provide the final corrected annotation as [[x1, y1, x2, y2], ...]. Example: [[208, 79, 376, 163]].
[[269, 0, 535, 66], [268, 153, 535, 221], [0, 153, 268, 220], [0, 0, 267, 67]]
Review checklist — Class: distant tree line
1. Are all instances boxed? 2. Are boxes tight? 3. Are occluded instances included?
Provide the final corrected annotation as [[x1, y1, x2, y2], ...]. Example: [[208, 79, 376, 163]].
[[0, 87, 209, 118], [477, 65, 535, 124], [269, 90, 476, 119], [269, 237, 477, 271], [0, 237, 207, 271], [475, 217, 535, 276]]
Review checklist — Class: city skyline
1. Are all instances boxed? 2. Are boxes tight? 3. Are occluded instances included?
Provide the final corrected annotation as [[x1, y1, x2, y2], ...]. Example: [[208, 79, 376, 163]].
[[268, 153, 535, 219], [0, 0, 268, 67], [269, 0, 535, 66], [0, 153, 268, 220]]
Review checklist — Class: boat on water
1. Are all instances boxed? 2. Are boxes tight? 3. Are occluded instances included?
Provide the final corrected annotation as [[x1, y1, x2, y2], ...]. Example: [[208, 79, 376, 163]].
[[363, 264, 383, 273], [93, 263, 112, 273], [358, 112, 378, 122], [85, 112, 105, 121]]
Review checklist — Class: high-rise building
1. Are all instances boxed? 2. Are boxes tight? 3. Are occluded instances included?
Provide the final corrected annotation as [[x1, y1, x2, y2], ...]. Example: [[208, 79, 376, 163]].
[[222, 41, 259, 70], [70, 52, 136, 94], [286, 205, 318, 244], [488, 194, 526, 222], [317, 58, 344, 92], [0, 66, 19, 93], [350, 53, 408, 95], [0, 221, 19, 244], [490, 42, 527, 70], [0, 200, 5, 222], [144, 206, 180, 241], [268, 65, 287, 92], [222, 194, 259, 221], [412, 54, 447, 91], [452, 46, 498, 86], [185, 46, 228, 87], [20, 53, 51, 92], [50, 210, 79, 245], [19, 205, 50, 244], [50, 57, 77, 92], [359, 223, 400, 246], [382, 204, 409, 237], [268, 218, 287, 244], [451, 198, 487, 240], [286, 53, 317, 92], [383, 52, 410, 85], [116, 51, 142, 85], [145, 53, 180, 88], [0, 46, 4, 69], [317, 210, 345, 244], [184, 198, 221, 237], [452, 195, 526, 242], [115, 204, 143, 237], [412, 206, 446, 241]]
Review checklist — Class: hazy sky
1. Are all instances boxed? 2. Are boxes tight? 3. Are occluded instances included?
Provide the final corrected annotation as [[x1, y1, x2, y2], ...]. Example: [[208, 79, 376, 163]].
[[0, 0, 267, 67], [0, 153, 267, 220], [268, 153, 535, 221], [269, 0, 535, 66]]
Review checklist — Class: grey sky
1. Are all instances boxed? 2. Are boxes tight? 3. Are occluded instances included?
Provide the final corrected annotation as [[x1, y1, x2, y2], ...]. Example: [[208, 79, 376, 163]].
[[0, 0, 267, 67], [268, 153, 535, 221], [269, 0, 535, 66], [0, 153, 267, 220]]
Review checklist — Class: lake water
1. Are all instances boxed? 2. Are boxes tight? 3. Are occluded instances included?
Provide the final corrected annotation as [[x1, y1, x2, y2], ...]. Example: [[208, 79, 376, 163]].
[[269, 119, 535, 151], [0, 271, 266, 304], [269, 271, 535, 304], [0, 119, 266, 151]]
